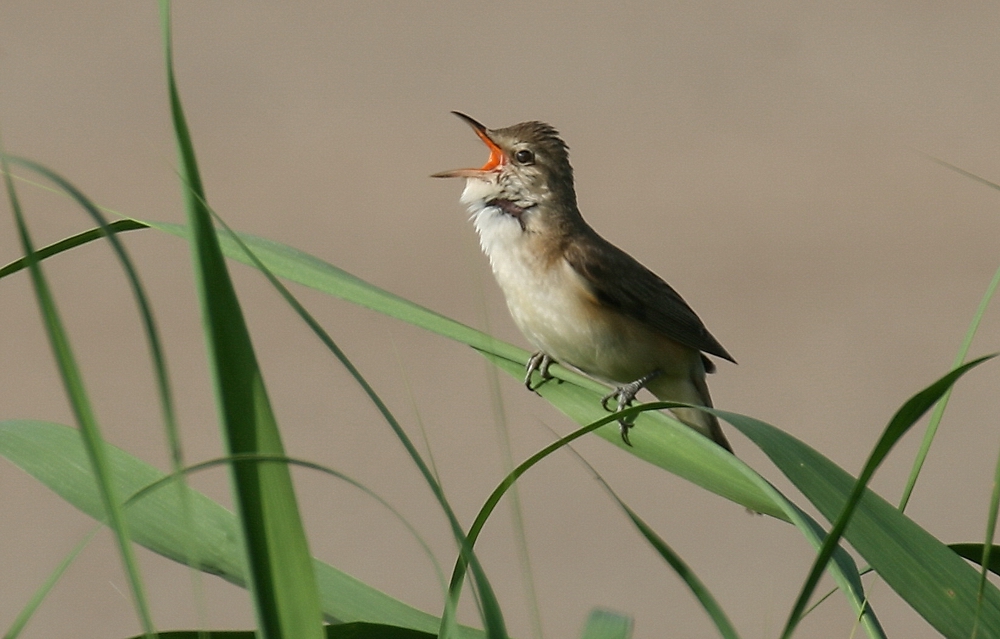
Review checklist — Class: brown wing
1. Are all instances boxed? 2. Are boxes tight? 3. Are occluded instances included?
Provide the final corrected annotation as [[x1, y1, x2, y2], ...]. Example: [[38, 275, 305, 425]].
[[564, 228, 735, 364]]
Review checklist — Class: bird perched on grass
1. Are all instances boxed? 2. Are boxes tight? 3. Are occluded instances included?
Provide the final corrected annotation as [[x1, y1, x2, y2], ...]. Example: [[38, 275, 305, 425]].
[[434, 112, 734, 451]]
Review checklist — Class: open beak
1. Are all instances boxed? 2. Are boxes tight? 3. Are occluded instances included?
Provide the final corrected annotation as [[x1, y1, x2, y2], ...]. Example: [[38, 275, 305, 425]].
[[431, 112, 505, 178]]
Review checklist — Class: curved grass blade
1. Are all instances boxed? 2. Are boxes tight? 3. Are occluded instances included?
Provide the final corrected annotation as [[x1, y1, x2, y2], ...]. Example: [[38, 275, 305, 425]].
[[566, 448, 738, 639], [0, 218, 147, 279], [917, 157, 1000, 637], [898, 262, 1000, 511], [4, 527, 99, 639], [0, 157, 202, 611], [0, 197, 506, 634], [322, 623, 436, 639], [0, 191, 507, 632], [0, 420, 487, 638], [1, 150, 155, 636], [440, 396, 635, 634], [951, 545, 1000, 576], [779, 356, 993, 638], [446, 369, 886, 639], [480, 353, 542, 639], [451, 410, 741, 639], [132, 453, 447, 596], [976, 443, 1000, 629], [715, 396, 1000, 637], [900, 156, 1000, 511], [160, 4, 322, 637], [197, 207, 507, 639], [597, 488, 737, 635], [127, 622, 437, 639]]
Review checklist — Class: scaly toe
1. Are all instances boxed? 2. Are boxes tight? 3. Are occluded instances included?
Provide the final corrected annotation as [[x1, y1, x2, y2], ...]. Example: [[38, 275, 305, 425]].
[[600, 389, 620, 412], [524, 352, 554, 392], [619, 421, 633, 446]]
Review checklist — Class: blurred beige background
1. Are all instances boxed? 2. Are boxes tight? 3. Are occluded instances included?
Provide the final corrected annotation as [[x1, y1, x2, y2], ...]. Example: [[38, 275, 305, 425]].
[[2, 2, 999, 637]]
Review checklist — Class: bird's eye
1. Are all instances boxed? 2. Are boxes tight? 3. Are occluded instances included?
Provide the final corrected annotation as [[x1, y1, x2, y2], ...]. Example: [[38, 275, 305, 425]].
[[514, 149, 535, 164]]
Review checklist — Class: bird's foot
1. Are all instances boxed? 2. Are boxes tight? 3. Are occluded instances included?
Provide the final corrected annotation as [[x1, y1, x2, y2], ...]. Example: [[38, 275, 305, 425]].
[[600, 370, 663, 446], [524, 352, 555, 392]]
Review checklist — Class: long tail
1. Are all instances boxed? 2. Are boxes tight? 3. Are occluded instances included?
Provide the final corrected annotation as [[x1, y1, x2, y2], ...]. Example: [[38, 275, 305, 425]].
[[646, 361, 733, 453]]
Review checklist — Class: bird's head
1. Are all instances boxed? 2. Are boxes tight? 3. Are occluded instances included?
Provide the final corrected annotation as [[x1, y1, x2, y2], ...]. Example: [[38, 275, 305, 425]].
[[433, 112, 578, 219]]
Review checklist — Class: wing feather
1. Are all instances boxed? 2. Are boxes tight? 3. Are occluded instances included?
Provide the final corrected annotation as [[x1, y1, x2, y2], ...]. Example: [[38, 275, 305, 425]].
[[563, 230, 735, 363]]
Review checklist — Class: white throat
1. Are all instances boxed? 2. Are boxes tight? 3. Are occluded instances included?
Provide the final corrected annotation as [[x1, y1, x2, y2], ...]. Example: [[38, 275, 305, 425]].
[[459, 177, 526, 267]]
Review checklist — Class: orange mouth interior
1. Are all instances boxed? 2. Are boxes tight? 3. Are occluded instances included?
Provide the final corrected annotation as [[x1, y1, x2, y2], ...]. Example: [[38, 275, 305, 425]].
[[431, 112, 505, 179], [473, 127, 504, 172]]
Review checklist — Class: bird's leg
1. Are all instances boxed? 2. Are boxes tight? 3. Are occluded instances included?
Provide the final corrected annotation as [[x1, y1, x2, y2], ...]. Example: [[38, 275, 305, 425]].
[[524, 352, 555, 392], [601, 369, 663, 446]]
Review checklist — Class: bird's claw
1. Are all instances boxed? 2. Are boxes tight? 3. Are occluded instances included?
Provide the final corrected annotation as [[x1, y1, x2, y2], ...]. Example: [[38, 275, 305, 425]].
[[524, 352, 555, 392], [601, 386, 639, 446], [601, 370, 663, 446]]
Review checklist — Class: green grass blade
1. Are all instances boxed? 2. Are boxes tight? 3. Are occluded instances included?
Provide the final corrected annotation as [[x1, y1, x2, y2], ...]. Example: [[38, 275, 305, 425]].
[[326, 624, 435, 639], [780, 356, 993, 638], [900, 156, 1000, 511], [950, 545, 1000, 576], [0, 420, 486, 638], [0, 156, 200, 588], [0, 182, 509, 635], [922, 154, 1000, 195], [978, 451, 1000, 627], [718, 401, 1000, 638], [1, 151, 155, 636], [480, 355, 542, 639], [441, 396, 635, 630], [560, 444, 738, 639], [0, 203, 481, 627], [321, 623, 435, 639], [912, 157, 1000, 637], [0, 218, 147, 279], [127, 622, 437, 639], [898, 261, 1000, 510], [197, 208, 507, 639], [611, 496, 737, 638], [126, 633, 258, 639], [143, 219, 527, 362], [129, 453, 447, 597], [4, 527, 99, 639], [159, 4, 322, 638], [441, 393, 882, 638], [579, 610, 633, 639]]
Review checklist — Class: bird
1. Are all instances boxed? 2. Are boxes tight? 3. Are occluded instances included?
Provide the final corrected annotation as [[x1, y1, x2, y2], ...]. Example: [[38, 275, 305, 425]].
[[432, 112, 735, 451]]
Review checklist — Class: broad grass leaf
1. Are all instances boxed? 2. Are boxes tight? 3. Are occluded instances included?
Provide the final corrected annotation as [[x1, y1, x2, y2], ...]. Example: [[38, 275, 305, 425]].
[[0, 420, 484, 639]]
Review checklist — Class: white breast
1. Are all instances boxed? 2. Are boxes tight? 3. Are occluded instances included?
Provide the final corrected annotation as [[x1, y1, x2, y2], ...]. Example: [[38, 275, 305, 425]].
[[468, 196, 604, 374], [457, 179, 698, 389]]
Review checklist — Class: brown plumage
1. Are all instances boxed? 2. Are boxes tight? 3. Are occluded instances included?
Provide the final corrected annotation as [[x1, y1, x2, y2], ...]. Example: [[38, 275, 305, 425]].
[[434, 113, 734, 451]]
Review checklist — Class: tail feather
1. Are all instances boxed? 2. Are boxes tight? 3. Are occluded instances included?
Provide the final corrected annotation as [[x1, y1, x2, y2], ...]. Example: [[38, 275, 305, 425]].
[[647, 370, 733, 453]]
